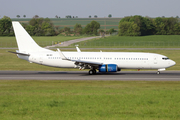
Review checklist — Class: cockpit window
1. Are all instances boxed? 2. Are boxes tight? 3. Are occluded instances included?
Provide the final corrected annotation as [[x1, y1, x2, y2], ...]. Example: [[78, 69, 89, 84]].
[[162, 57, 169, 60]]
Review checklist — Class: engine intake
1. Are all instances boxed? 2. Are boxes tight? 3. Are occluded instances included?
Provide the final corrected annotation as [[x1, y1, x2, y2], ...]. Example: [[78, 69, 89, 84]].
[[99, 64, 117, 72]]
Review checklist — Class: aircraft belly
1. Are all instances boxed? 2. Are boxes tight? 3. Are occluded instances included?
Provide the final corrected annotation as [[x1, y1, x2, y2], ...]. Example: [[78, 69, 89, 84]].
[[43, 59, 74, 68], [118, 61, 150, 69]]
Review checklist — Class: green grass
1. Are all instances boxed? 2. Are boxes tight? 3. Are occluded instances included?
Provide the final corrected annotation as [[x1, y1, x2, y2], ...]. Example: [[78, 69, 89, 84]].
[[0, 80, 180, 120], [0, 49, 179, 71], [0, 36, 87, 47], [71, 35, 180, 48], [1, 35, 180, 48]]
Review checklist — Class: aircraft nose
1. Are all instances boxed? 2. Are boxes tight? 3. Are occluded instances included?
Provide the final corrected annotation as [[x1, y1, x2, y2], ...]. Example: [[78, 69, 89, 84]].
[[171, 60, 176, 66]]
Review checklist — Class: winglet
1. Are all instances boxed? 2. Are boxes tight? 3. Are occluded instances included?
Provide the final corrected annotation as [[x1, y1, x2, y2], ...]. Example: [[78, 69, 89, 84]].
[[57, 48, 69, 60], [75, 45, 81, 52]]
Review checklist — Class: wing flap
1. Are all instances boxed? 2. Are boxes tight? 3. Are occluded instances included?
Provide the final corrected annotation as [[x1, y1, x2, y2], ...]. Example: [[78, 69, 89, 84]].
[[74, 60, 103, 66]]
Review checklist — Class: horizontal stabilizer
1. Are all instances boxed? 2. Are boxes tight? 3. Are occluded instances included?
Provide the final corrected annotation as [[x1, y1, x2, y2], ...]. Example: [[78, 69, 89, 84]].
[[8, 51, 30, 56]]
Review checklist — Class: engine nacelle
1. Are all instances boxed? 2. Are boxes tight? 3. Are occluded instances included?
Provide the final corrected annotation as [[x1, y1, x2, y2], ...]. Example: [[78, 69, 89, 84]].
[[99, 64, 117, 72]]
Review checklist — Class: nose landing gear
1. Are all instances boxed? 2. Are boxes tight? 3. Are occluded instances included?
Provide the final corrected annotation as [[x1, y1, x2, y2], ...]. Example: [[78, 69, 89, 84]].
[[157, 68, 165, 74], [157, 71, 160, 74]]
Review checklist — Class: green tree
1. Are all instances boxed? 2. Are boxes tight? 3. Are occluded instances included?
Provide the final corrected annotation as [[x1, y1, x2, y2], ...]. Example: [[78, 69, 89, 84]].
[[27, 17, 55, 36], [119, 15, 155, 36], [174, 23, 180, 35], [66, 15, 71, 18], [63, 27, 71, 32], [108, 14, 112, 18], [0, 16, 12, 35], [34, 15, 39, 18], [119, 15, 180, 36], [83, 21, 100, 35], [94, 15, 98, 18], [119, 21, 140, 36], [74, 23, 82, 35], [25, 25, 35, 35], [23, 15, 26, 18], [109, 28, 116, 34], [152, 17, 178, 35], [16, 15, 20, 18]]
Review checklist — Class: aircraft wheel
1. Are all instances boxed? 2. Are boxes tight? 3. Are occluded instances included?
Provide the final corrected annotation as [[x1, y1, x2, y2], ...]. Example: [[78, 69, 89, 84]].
[[157, 71, 160, 74], [89, 70, 93, 75]]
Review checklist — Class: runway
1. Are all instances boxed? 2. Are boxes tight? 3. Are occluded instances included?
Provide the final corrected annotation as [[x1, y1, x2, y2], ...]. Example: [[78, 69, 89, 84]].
[[0, 71, 180, 81]]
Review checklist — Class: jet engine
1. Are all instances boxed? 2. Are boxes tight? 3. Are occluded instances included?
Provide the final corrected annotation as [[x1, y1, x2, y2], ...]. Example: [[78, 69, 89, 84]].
[[99, 64, 118, 72]]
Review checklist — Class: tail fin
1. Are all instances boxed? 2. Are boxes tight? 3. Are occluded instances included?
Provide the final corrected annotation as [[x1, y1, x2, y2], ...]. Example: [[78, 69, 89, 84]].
[[12, 21, 50, 53]]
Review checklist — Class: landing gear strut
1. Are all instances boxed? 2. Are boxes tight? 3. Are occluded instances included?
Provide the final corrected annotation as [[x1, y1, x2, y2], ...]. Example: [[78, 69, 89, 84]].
[[89, 69, 96, 75]]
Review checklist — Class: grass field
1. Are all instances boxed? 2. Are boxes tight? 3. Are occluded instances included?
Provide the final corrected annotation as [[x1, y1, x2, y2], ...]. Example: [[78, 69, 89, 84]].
[[0, 80, 180, 120], [11, 18, 122, 30], [0, 36, 87, 47], [1, 35, 180, 48], [0, 49, 179, 71], [71, 35, 180, 48]]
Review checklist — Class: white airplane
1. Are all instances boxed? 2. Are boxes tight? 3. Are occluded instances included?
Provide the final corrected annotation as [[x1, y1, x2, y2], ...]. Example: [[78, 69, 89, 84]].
[[9, 21, 176, 75]]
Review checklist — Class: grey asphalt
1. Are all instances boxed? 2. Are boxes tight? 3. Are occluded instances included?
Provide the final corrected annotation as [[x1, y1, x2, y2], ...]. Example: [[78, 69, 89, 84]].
[[45, 36, 101, 48], [0, 71, 180, 81]]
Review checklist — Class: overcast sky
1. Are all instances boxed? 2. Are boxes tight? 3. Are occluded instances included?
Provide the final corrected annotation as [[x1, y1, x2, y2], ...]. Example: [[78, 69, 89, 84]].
[[1, 0, 180, 18]]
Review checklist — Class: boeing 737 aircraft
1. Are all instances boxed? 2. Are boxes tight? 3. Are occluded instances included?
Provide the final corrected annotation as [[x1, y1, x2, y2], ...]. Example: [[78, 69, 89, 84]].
[[10, 21, 176, 75]]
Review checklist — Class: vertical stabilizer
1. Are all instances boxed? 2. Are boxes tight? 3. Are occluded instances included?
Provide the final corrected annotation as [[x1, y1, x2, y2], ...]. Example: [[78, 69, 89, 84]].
[[12, 21, 50, 53]]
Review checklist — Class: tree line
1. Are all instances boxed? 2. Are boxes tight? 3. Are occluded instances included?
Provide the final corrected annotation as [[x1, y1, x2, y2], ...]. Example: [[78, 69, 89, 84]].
[[0, 16, 102, 36], [119, 15, 180, 36], [1, 15, 180, 37], [0, 16, 12, 36]]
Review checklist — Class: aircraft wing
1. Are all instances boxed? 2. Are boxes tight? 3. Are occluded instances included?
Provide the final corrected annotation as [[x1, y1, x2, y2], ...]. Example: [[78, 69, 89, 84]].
[[57, 48, 103, 67], [73, 59, 103, 66]]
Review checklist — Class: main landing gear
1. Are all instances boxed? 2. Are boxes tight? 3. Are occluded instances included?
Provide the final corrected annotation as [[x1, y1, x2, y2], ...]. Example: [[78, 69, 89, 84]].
[[89, 69, 96, 75]]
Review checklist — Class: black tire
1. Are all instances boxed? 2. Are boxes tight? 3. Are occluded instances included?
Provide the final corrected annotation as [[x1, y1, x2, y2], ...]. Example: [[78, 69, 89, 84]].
[[89, 70, 93, 75]]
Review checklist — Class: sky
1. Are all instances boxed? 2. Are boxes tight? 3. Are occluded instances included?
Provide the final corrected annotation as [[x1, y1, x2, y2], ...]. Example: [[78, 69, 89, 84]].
[[0, 0, 180, 18]]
